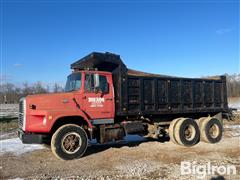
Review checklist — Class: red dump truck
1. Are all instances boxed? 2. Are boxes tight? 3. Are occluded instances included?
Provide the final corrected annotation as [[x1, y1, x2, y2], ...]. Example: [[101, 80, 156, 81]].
[[18, 52, 229, 160]]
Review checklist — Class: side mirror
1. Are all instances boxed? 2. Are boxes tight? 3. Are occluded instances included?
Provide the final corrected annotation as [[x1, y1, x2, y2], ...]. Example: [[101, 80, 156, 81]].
[[94, 74, 100, 88]]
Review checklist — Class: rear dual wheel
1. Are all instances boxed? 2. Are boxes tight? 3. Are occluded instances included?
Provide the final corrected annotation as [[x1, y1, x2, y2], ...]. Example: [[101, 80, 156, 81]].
[[169, 117, 223, 146], [169, 118, 200, 146], [169, 118, 183, 144], [198, 117, 223, 143]]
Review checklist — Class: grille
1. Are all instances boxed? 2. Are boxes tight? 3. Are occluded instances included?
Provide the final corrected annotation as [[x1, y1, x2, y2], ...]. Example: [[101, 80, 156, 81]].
[[18, 98, 25, 129]]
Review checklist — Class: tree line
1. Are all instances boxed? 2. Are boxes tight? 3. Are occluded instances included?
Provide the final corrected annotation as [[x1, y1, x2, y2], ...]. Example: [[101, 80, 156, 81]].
[[0, 82, 64, 104], [0, 74, 239, 104], [226, 73, 240, 97]]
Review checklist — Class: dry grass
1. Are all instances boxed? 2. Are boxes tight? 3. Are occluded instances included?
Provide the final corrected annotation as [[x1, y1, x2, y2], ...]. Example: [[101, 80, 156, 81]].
[[233, 113, 240, 123], [0, 119, 18, 132]]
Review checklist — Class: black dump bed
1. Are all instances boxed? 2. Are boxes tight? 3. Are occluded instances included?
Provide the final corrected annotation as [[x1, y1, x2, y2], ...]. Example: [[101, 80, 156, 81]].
[[71, 52, 228, 116]]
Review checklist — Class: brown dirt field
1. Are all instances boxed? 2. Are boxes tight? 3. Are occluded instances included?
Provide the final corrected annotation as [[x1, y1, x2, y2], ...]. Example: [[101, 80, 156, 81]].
[[0, 128, 239, 179], [0, 115, 239, 179]]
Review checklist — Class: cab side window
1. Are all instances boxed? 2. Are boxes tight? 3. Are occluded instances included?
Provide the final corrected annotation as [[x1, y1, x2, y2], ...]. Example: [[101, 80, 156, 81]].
[[84, 74, 109, 93], [99, 75, 108, 93]]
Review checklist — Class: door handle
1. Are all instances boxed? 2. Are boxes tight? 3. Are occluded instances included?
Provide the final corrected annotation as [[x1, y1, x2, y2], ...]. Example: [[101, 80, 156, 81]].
[[62, 99, 69, 103], [106, 98, 113, 101]]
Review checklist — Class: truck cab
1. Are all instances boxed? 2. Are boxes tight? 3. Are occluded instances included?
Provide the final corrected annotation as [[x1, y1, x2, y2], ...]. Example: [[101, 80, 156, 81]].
[[18, 70, 120, 160], [65, 70, 115, 121]]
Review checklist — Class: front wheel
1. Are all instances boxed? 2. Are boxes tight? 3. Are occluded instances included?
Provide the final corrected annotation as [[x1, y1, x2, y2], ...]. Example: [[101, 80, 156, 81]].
[[51, 124, 88, 160]]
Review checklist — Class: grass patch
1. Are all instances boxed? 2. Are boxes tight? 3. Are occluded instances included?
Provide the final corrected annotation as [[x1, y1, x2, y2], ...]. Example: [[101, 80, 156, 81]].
[[0, 117, 18, 123], [233, 113, 240, 123], [0, 118, 18, 132]]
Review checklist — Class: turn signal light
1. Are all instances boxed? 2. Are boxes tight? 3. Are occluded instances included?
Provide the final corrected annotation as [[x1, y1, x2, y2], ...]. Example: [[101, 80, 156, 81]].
[[29, 104, 36, 109]]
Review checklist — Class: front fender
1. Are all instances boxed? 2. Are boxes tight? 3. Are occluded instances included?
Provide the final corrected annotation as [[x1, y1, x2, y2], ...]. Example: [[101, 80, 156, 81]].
[[25, 109, 92, 133]]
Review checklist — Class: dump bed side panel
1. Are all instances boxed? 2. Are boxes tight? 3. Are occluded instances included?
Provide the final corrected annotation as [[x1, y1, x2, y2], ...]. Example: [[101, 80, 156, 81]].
[[117, 75, 228, 116], [70, 52, 228, 116]]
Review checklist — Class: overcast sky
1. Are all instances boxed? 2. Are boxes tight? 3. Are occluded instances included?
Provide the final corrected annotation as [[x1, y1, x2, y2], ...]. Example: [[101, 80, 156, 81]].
[[1, 0, 239, 86]]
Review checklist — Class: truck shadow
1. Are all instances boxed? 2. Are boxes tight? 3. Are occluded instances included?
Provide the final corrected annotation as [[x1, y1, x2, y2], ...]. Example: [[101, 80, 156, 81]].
[[84, 135, 170, 157]]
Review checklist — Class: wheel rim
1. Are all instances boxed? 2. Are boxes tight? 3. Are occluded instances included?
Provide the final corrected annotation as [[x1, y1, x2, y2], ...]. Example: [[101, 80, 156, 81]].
[[209, 124, 220, 138], [61, 132, 82, 154], [184, 124, 196, 141]]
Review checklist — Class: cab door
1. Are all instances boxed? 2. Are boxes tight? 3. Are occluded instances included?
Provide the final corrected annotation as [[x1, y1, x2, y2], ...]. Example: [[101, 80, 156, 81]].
[[82, 72, 114, 121]]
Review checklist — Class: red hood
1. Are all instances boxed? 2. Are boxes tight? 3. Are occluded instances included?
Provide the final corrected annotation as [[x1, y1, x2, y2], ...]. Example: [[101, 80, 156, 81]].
[[26, 92, 76, 111]]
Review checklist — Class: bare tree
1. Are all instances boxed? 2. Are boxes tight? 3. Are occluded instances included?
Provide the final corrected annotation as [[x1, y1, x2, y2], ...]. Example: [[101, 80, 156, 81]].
[[53, 83, 64, 93], [22, 82, 34, 96], [226, 73, 240, 97], [33, 81, 48, 94], [0, 83, 21, 103]]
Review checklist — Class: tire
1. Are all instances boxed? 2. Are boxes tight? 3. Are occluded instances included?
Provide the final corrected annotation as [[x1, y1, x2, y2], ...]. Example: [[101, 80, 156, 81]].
[[199, 117, 223, 143], [197, 117, 208, 126], [169, 118, 183, 144], [175, 118, 200, 146], [51, 124, 88, 160]]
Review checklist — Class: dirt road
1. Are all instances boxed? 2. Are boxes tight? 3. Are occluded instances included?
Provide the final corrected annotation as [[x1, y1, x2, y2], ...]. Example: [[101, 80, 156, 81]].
[[1, 122, 240, 180]]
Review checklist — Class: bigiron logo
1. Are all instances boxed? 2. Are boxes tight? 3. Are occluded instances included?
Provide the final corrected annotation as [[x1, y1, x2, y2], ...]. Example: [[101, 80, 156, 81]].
[[180, 161, 237, 179]]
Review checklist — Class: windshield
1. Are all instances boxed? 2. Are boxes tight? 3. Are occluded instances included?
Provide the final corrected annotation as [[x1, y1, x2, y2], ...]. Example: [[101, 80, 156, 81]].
[[65, 73, 82, 92]]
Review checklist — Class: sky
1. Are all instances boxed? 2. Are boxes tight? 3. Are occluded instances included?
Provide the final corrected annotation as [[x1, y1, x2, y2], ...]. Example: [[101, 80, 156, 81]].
[[1, 0, 239, 87]]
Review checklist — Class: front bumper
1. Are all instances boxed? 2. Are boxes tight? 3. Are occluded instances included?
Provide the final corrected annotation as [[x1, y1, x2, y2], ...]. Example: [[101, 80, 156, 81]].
[[18, 129, 47, 144]]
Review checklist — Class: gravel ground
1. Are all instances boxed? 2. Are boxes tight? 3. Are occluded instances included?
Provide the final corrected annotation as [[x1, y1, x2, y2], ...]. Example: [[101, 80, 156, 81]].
[[0, 122, 239, 180]]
